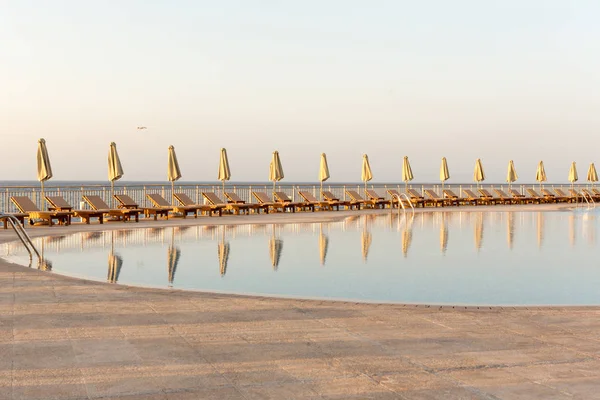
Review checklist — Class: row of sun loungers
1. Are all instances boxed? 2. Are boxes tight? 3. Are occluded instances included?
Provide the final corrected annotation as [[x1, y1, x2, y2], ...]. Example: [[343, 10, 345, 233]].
[[3, 187, 596, 227]]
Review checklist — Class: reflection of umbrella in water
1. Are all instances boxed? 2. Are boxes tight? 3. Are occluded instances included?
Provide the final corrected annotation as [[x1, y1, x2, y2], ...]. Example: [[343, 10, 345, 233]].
[[38, 238, 53, 271], [269, 225, 283, 270], [537, 212, 544, 249], [108, 232, 122, 283], [474, 213, 484, 252], [440, 215, 448, 255], [167, 228, 180, 285], [218, 241, 230, 276], [401, 215, 414, 258], [361, 216, 372, 262], [569, 213, 576, 247], [506, 212, 515, 250], [319, 224, 329, 266]]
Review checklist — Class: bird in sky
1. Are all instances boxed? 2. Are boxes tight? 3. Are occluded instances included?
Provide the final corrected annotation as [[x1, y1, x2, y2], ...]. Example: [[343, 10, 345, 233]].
[[136, 126, 147, 130]]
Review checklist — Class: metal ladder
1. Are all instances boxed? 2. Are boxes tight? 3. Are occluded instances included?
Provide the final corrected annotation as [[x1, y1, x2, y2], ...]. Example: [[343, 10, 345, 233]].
[[392, 193, 415, 217], [0, 214, 41, 267], [579, 191, 595, 210]]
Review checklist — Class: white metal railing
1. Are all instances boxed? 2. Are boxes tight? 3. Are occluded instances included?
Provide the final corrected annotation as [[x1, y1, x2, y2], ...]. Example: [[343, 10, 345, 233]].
[[0, 182, 593, 214]]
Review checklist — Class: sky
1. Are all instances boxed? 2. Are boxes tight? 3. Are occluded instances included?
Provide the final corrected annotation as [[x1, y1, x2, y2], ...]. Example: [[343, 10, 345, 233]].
[[2, 0, 600, 183]]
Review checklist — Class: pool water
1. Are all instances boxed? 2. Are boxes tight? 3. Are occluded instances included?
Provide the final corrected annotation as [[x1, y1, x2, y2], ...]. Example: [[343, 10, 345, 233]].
[[4, 211, 600, 306]]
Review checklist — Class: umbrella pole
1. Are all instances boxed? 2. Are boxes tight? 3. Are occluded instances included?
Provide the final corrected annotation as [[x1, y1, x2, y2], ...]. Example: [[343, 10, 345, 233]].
[[222, 181, 225, 196], [40, 181, 45, 211], [171, 181, 175, 203], [320, 181, 323, 200], [111, 181, 114, 208]]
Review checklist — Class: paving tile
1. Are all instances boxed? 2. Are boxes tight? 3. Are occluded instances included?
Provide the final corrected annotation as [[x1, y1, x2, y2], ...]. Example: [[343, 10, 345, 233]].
[[480, 382, 573, 399], [13, 341, 77, 369]]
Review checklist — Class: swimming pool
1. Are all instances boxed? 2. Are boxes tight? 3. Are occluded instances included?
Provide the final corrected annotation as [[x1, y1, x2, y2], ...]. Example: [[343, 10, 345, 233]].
[[4, 210, 599, 306]]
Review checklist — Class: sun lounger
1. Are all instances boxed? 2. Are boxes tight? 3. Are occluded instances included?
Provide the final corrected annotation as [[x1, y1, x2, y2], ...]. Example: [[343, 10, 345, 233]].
[[405, 189, 428, 208], [461, 189, 485, 205], [173, 192, 222, 216], [509, 189, 536, 204], [45, 196, 105, 224], [581, 188, 600, 201], [493, 189, 519, 204], [322, 191, 359, 210], [114, 194, 169, 220], [553, 188, 576, 203], [424, 189, 457, 207], [10, 196, 72, 226], [593, 188, 600, 197], [478, 189, 506, 205], [252, 192, 295, 213], [1, 213, 28, 229], [365, 189, 391, 208], [526, 188, 550, 203], [274, 192, 311, 212], [146, 193, 201, 218], [540, 188, 566, 203], [83, 195, 141, 222], [224, 192, 269, 214], [298, 191, 337, 211], [203, 192, 254, 215], [346, 190, 380, 209], [442, 189, 472, 206]]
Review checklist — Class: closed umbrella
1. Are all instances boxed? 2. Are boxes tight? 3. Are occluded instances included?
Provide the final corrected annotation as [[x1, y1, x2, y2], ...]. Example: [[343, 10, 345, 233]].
[[108, 142, 124, 207], [569, 162, 578, 188], [506, 160, 518, 189], [361, 229, 372, 262], [361, 154, 373, 191], [535, 161, 547, 189], [218, 148, 231, 194], [319, 153, 330, 199], [107, 231, 122, 283], [167, 145, 182, 202], [440, 157, 450, 189], [37, 138, 53, 210], [473, 159, 485, 188], [402, 156, 414, 189], [269, 151, 284, 194], [218, 241, 230, 276], [587, 163, 598, 187]]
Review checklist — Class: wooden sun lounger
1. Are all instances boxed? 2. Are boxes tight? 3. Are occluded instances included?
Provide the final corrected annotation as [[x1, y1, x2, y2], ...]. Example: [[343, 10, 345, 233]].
[[146, 193, 200, 218], [224, 192, 269, 214], [461, 189, 485, 205], [173, 193, 222, 216], [45, 196, 105, 224], [114, 194, 169, 220], [365, 189, 391, 208], [493, 189, 519, 204], [82, 195, 141, 222], [322, 191, 359, 210], [1, 213, 28, 229], [593, 188, 600, 197], [509, 189, 536, 204], [541, 188, 567, 203], [424, 189, 456, 207], [298, 191, 337, 211], [582, 188, 600, 201], [477, 189, 504, 205], [553, 188, 576, 203], [274, 192, 310, 212], [346, 190, 381, 209], [10, 196, 72, 226], [526, 188, 551, 203], [443, 189, 473, 206], [202, 192, 254, 215], [405, 189, 427, 208], [252, 192, 295, 213]]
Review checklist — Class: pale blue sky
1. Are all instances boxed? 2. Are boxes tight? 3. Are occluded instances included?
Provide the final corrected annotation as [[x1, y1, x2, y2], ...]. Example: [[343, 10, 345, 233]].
[[2, 1, 599, 183]]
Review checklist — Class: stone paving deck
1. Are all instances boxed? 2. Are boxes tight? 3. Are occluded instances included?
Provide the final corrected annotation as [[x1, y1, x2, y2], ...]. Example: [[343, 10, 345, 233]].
[[2, 206, 599, 399]]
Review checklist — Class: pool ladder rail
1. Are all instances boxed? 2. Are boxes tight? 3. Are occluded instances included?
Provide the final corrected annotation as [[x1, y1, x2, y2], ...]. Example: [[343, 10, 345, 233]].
[[0, 213, 41, 267], [391, 193, 415, 217], [578, 191, 595, 210]]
